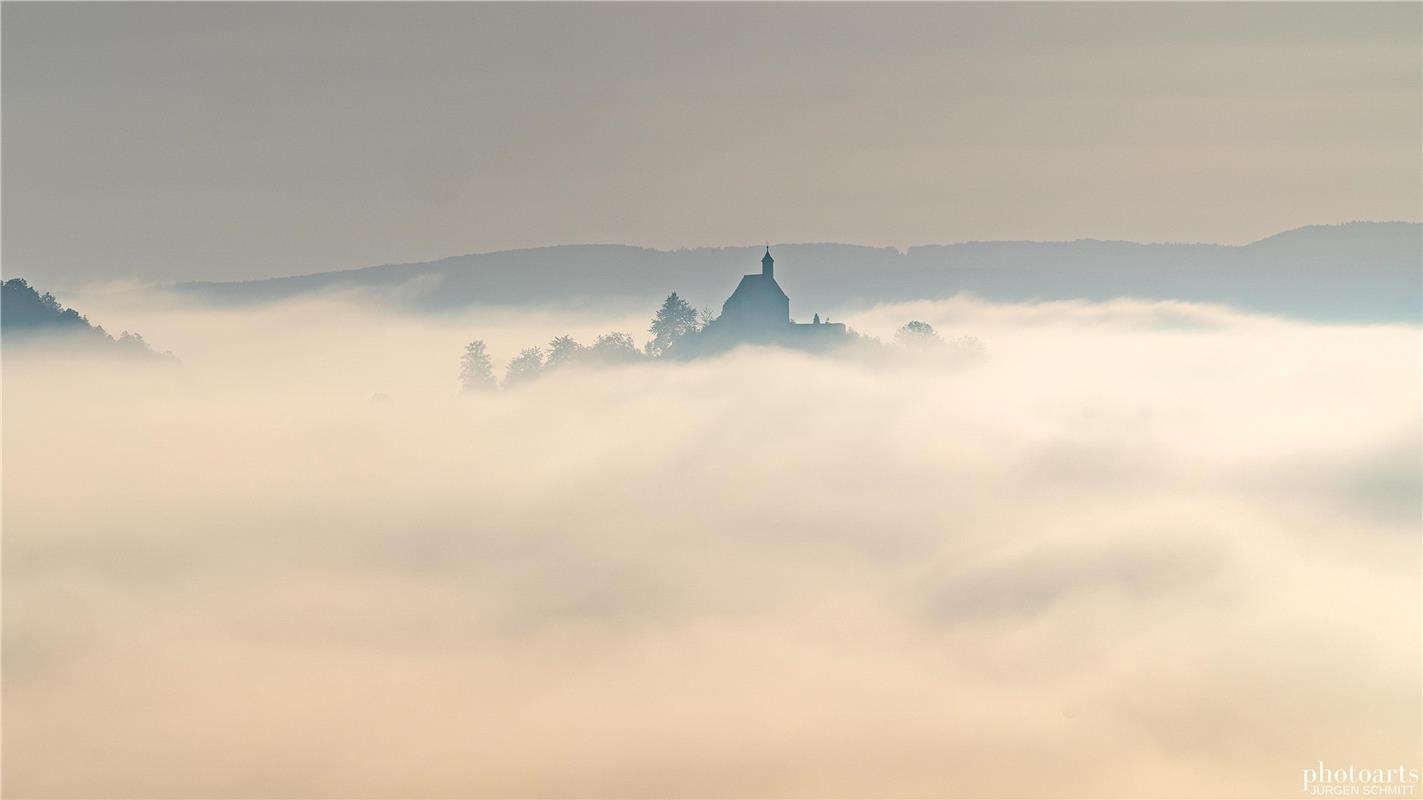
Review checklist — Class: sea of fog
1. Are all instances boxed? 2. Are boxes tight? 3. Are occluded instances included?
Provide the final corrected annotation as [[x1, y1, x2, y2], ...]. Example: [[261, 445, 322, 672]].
[[4, 290, 1419, 797]]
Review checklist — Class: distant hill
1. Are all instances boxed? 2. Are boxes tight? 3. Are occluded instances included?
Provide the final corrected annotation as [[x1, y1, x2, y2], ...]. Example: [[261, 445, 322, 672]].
[[3, 278, 175, 359], [172, 222, 1421, 323]]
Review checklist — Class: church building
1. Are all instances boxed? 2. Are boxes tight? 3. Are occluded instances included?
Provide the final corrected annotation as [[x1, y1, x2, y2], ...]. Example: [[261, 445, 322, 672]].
[[718, 248, 791, 331], [676, 247, 846, 356]]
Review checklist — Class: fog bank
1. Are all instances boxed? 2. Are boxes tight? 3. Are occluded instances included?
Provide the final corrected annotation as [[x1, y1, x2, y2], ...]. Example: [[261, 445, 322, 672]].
[[4, 293, 1418, 797]]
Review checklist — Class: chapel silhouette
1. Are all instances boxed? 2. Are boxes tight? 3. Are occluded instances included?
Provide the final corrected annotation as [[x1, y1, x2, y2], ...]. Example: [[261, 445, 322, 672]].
[[676, 247, 847, 356]]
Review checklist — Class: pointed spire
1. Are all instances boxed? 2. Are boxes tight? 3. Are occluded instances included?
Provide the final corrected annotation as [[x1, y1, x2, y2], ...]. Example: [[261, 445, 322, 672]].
[[761, 245, 774, 277]]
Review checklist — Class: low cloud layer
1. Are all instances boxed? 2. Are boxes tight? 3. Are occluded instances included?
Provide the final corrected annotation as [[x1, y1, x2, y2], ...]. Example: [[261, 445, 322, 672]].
[[4, 292, 1418, 797]]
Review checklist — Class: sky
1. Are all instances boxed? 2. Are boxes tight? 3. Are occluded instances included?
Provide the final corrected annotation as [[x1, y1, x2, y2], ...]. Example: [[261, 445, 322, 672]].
[[3, 2, 1421, 285]]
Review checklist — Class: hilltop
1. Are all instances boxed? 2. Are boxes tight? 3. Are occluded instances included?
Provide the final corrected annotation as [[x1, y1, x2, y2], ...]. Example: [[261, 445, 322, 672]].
[[2, 278, 175, 360], [170, 222, 1420, 323]]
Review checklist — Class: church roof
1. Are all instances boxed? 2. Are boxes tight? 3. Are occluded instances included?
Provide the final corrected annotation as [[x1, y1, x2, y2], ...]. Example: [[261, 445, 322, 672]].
[[728, 272, 788, 302]]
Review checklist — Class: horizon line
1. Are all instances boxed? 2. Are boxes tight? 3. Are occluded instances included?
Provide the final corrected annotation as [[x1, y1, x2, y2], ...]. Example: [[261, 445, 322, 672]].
[[160, 219, 1420, 289]]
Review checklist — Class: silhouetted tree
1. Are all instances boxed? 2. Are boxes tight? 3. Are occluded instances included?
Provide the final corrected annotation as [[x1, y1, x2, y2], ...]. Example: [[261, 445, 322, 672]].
[[115, 331, 152, 357], [545, 335, 584, 369], [588, 331, 642, 363], [895, 320, 942, 348], [3, 278, 98, 333], [459, 340, 497, 392], [504, 346, 545, 387], [647, 291, 699, 357], [2, 277, 176, 360]]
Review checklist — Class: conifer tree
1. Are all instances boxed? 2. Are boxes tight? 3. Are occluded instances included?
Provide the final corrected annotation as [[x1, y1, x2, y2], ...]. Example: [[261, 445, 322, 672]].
[[647, 292, 699, 357], [459, 339, 497, 392]]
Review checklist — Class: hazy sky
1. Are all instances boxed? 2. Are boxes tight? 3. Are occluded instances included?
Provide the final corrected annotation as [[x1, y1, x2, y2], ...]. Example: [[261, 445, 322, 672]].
[[3, 2, 1420, 285]]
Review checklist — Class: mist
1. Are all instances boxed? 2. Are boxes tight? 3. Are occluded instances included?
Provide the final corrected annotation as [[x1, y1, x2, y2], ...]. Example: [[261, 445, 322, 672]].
[[4, 290, 1419, 797]]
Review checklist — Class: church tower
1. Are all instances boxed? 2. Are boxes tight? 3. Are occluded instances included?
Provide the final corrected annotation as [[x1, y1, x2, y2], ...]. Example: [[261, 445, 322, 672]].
[[762, 246, 774, 279]]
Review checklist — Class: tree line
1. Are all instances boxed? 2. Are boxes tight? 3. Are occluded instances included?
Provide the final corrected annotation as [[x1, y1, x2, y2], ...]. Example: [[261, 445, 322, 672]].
[[2, 278, 176, 360], [458, 292, 704, 392], [458, 292, 976, 392]]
